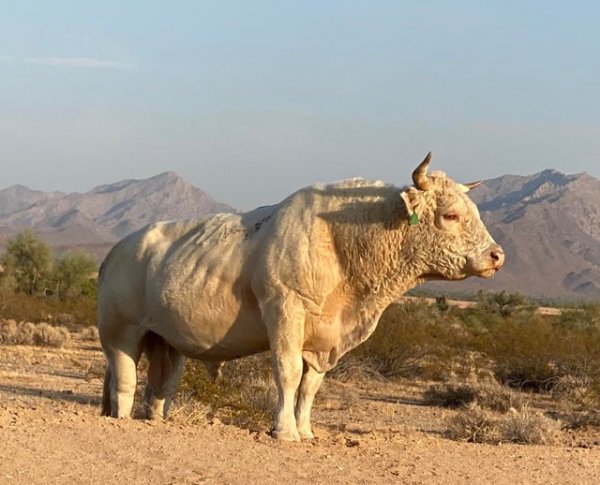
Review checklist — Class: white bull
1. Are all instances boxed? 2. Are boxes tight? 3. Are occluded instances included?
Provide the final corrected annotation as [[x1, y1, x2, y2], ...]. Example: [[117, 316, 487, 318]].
[[97, 153, 504, 440]]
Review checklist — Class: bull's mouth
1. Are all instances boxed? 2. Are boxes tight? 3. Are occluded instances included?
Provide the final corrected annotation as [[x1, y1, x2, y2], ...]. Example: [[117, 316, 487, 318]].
[[477, 267, 498, 278], [423, 265, 499, 281]]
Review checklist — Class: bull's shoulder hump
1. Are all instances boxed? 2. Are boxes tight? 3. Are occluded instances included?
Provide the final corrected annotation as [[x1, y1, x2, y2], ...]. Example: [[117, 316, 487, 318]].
[[296, 178, 392, 197], [279, 178, 397, 213]]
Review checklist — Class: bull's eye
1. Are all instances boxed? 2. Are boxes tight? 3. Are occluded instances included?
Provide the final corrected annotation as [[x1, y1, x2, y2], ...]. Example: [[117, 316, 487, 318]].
[[443, 213, 459, 222]]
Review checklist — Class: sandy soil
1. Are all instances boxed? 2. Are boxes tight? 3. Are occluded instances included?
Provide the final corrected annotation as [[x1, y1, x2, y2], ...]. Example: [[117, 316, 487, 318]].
[[1, 336, 599, 485]]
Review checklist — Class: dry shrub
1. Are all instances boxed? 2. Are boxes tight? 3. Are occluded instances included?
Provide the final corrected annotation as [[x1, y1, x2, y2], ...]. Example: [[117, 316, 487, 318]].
[[328, 354, 386, 382], [78, 326, 100, 341], [560, 409, 600, 430], [446, 406, 497, 443], [55, 313, 75, 325], [477, 381, 524, 413], [552, 374, 595, 405], [0, 319, 32, 345], [424, 382, 478, 409], [424, 379, 521, 412], [34, 322, 71, 347], [0, 319, 70, 347], [348, 301, 470, 379], [178, 353, 276, 429], [446, 404, 559, 445], [477, 313, 600, 397], [168, 397, 211, 426], [501, 405, 560, 445]]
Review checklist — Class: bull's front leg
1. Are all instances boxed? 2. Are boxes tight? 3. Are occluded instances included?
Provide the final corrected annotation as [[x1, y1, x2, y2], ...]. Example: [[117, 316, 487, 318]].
[[295, 363, 325, 439], [262, 295, 305, 441]]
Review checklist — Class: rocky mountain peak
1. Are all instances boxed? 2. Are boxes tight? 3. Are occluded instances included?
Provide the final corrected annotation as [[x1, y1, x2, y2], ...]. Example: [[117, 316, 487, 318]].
[[0, 172, 234, 256]]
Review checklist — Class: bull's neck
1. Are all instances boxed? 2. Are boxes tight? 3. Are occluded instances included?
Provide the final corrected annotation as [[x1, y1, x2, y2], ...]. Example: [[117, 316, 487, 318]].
[[327, 195, 425, 305]]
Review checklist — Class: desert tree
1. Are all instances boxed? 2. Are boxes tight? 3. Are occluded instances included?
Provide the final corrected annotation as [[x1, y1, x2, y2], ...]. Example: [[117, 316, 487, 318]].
[[52, 250, 99, 299], [0, 230, 53, 294]]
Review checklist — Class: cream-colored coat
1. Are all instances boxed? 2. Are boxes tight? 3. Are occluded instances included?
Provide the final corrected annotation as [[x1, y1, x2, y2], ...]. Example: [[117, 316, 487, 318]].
[[98, 155, 504, 440]]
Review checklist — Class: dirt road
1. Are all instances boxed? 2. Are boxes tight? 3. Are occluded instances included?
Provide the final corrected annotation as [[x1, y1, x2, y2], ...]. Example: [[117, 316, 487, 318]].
[[1, 336, 599, 484]]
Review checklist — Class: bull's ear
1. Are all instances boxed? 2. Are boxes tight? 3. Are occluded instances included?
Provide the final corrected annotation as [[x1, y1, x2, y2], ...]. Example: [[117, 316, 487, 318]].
[[400, 189, 422, 225], [460, 181, 482, 192]]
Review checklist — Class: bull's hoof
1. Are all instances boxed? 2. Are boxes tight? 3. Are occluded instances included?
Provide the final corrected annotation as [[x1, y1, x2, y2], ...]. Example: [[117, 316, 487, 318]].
[[145, 412, 165, 422], [271, 428, 301, 442], [298, 429, 315, 440]]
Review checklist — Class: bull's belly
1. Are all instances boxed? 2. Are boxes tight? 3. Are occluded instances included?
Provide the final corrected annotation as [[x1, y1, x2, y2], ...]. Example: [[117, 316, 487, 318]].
[[190, 313, 270, 360], [143, 304, 269, 361]]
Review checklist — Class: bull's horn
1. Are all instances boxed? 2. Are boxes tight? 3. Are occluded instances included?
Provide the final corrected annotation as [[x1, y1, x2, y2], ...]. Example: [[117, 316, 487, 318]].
[[461, 181, 482, 192], [412, 152, 432, 190]]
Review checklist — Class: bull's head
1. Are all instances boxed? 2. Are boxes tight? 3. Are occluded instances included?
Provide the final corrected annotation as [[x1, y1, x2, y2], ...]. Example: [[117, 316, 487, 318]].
[[400, 152, 505, 280]]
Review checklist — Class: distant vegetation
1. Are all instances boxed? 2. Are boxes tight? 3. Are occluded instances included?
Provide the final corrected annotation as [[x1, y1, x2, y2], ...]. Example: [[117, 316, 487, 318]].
[[336, 293, 600, 397], [0, 230, 98, 326]]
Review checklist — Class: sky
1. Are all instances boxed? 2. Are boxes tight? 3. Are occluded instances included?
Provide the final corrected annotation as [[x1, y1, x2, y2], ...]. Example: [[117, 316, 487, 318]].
[[1, 1, 599, 210]]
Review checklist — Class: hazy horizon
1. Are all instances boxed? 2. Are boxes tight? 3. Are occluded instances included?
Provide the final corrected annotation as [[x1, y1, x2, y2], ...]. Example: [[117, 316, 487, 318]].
[[0, 161, 594, 212], [2, 1, 599, 210]]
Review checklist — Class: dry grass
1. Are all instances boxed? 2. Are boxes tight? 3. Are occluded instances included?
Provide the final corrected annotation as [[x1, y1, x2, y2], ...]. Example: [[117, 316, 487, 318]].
[[423, 381, 478, 408], [424, 379, 522, 412], [446, 405, 496, 443], [78, 326, 99, 341], [501, 404, 561, 445], [328, 354, 387, 382], [560, 408, 600, 430], [0, 319, 71, 347], [169, 396, 212, 426], [446, 404, 560, 445]]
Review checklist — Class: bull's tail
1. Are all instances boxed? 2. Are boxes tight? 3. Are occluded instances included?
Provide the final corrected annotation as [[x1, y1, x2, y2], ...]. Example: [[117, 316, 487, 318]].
[[101, 366, 112, 416], [97, 243, 118, 286]]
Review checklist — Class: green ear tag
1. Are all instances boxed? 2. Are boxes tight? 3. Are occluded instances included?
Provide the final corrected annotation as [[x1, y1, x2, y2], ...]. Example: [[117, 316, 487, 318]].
[[410, 212, 419, 225]]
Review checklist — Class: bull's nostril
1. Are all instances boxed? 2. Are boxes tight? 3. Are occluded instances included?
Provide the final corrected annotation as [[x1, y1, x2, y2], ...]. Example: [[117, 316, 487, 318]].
[[490, 248, 505, 268]]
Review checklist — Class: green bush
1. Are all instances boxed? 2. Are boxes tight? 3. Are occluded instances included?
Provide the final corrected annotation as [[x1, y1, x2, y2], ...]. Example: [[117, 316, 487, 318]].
[[0, 290, 96, 328], [1, 230, 53, 294], [51, 251, 98, 300], [0, 231, 98, 326]]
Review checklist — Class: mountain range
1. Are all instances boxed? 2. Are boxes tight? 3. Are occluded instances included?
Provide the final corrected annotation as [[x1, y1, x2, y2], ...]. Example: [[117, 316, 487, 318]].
[[0, 172, 233, 259], [1, 169, 599, 301]]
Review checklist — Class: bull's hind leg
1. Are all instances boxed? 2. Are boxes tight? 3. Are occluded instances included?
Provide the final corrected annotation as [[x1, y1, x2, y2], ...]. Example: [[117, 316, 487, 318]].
[[100, 325, 145, 418], [295, 364, 325, 439], [143, 332, 185, 420], [101, 367, 112, 416]]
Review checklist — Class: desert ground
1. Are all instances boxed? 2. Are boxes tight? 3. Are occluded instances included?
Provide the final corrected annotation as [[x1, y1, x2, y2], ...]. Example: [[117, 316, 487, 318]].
[[1, 333, 599, 485]]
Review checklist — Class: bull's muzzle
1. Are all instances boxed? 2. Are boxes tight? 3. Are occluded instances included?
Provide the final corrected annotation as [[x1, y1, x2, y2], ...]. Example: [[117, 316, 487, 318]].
[[467, 243, 505, 278], [489, 244, 505, 271]]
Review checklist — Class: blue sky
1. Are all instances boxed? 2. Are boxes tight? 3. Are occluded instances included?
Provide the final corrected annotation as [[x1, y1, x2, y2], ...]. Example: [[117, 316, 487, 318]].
[[1, 1, 599, 209]]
